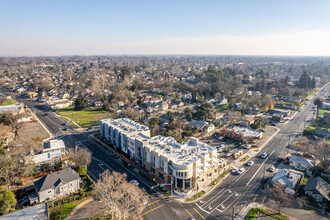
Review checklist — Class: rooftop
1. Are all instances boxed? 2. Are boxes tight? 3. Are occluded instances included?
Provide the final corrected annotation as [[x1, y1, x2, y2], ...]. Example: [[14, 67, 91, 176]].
[[271, 169, 304, 189], [34, 168, 80, 192], [43, 139, 66, 152], [0, 203, 49, 220], [31, 150, 62, 164]]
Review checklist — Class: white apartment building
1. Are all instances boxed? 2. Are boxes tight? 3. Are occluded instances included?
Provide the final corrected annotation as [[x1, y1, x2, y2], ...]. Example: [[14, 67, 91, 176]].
[[100, 118, 219, 191]]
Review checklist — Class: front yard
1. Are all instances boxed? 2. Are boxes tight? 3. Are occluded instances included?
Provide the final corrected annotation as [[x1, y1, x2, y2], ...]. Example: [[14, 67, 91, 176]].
[[57, 106, 112, 127]]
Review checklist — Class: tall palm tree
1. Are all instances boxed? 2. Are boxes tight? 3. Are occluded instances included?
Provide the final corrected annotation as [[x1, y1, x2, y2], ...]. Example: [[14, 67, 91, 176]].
[[314, 98, 323, 119]]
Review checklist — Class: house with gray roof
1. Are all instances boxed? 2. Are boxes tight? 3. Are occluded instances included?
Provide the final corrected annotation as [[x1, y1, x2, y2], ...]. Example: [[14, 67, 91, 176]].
[[304, 177, 330, 202], [271, 169, 304, 193], [34, 168, 81, 202], [289, 155, 315, 171]]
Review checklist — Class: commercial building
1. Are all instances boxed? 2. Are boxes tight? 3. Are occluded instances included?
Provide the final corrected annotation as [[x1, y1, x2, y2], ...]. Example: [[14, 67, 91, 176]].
[[100, 118, 219, 192]]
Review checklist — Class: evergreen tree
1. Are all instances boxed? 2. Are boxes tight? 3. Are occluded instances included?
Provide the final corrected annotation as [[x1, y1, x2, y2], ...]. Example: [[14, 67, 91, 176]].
[[311, 76, 316, 89]]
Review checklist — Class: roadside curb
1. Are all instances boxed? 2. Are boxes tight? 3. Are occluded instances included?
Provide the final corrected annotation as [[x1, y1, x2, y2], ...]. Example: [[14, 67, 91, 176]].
[[65, 197, 94, 220], [183, 170, 231, 204]]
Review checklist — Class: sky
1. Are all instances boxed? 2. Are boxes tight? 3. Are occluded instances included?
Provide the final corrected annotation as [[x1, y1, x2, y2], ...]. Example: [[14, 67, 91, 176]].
[[0, 0, 330, 56]]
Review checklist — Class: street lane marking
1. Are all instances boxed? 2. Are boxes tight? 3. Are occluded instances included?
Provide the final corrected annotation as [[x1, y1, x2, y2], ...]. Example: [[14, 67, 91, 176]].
[[221, 194, 241, 213], [139, 200, 173, 217], [246, 149, 275, 186], [145, 199, 160, 207], [200, 188, 226, 209], [253, 193, 258, 201], [128, 200, 160, 217], [262, 196, 266, 204], [213, 192, 236, 213], [196, 203, 211, 215], [193, 207, 206, 220], [179, 202, 194, 218]]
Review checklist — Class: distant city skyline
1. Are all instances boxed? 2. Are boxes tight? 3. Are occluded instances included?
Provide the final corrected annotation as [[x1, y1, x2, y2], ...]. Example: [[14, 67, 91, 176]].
[[0, 0, 330, 56]]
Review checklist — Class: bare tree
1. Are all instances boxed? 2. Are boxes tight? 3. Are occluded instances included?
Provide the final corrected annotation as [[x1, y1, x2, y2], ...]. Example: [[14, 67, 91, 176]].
[[0, 155, 18, 188], [220, 127, 228, 137], [93, 171, 148, 220], [229, 129, 236, 139], [266, 182, 293, 214], [67, 146, 92, 167]]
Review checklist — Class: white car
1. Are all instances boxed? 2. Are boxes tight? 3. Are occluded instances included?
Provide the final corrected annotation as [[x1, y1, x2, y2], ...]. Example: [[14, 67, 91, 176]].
[[268, 166, 275, 172], [237, 168, 246, 175], [130, 180, 139, 186], [247, 161, 254, 166], [231, 168, 238, 174], [261, 153, 268, 159], [244, 144, 251, 149]]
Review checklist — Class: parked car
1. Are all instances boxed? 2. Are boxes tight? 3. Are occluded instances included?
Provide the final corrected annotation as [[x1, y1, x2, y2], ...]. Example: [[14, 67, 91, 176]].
[[130, 180, 139, 186], [226, 153, 233, 157], [261, 153, 268, 159], [268, 166, 275, 172], [231, 168, 238, 174], [237, 168, 246, 175], [244, 144, 251, 149], [247, 161, 254, 166]]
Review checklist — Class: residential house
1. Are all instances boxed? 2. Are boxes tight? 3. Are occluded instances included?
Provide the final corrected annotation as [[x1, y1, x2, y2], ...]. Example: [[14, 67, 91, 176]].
[[161, 101, 168, 111], [214, 112, 224, 120], [30, 150, 63, 172], [118, 101, 125, 108], [268, 108, 291, 117], [271, 169, 304, 194], [0, 103, 24, 114], [215, 98, 228, 107], [240, 116, 255, 127], [46, 99, 72, 110], [170, 100, 184, 109], [315, 129, 330, 139], [43, 139, 66, 154], [272, 113, 283, 122], [232, 126, 263, 139], [288, 155, 315, 171], [27, 91, 38, 99], [93, 101, 103, 107], [34, 168, 81, 202], [304, 176, 330, 202], [186, 120, 215, 133]]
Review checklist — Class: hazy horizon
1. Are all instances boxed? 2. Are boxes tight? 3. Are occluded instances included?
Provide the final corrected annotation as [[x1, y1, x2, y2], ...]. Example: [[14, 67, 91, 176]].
[[1, 0, 330, 56]]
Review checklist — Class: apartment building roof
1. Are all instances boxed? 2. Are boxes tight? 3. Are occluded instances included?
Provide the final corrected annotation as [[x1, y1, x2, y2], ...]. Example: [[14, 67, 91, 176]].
[[147, 136, 216, 167], [101, 118, 149, 133]]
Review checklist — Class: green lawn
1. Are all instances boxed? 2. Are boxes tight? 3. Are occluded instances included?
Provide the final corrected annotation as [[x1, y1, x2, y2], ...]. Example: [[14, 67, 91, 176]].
[[239, 155, 250, 162], [57, 107, 112, 127], [0, 99, 17, 106], [319, 109, 330, 116]]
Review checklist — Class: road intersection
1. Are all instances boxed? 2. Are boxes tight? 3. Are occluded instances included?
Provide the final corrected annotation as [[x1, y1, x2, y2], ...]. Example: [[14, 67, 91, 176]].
[[14, 83, 328, 220]]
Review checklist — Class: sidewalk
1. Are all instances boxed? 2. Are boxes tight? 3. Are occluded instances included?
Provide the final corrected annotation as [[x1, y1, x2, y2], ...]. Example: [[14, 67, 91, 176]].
[[236, 202, 329, 220], [65, 198, 94, 220]]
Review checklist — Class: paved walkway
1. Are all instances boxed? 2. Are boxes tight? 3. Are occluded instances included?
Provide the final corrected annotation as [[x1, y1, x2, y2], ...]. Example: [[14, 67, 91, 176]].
[[236, 201, 329, 220], [67, 198, 103, 220]]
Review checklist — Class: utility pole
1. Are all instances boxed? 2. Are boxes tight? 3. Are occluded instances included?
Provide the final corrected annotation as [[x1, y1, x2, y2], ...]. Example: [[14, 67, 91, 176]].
[[231, 206, 235, 220]]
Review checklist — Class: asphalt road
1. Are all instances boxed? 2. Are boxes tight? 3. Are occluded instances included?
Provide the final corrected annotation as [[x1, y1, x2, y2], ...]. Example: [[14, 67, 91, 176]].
[[11, 83, 329, 220]]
